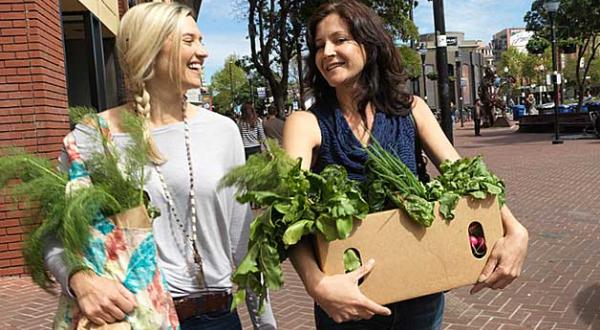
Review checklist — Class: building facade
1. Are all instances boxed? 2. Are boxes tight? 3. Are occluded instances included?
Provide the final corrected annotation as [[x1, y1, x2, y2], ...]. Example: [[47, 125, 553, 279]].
[[417, 32, 485, 111], [0, 0, 203, 277], [492, 28, 533, 64]]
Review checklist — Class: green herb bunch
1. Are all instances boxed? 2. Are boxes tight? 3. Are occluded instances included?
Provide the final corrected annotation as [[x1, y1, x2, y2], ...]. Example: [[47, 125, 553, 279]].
[[0, 107, 154, 288], [425, 156, 506, 220], [364, 139, 506, 225], [220, 140, 368, 311], [364, 140, 435, 226]]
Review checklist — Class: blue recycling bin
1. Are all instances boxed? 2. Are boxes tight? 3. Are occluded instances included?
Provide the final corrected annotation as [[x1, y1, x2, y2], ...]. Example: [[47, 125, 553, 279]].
[[512, 105, 526, 120], [559, 105, 572, 113]]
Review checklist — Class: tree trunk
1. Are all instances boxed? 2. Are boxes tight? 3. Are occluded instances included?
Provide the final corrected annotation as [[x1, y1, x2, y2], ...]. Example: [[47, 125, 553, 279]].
[[296, 39, 305, 110]]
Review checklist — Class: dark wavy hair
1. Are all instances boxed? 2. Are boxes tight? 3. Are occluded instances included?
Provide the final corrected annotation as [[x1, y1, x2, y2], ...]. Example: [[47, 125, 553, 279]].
[[240, 102, 258, 128], [305, 0, 412, 117]]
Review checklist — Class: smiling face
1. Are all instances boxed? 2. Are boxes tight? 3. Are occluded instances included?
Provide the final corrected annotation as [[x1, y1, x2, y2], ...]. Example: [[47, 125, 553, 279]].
[[314, 14, 366, 90], [153, 15, 208, 91]]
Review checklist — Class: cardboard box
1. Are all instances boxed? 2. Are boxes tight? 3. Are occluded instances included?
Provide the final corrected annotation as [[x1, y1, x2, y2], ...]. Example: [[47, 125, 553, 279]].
[[314, 196, 504, 305]]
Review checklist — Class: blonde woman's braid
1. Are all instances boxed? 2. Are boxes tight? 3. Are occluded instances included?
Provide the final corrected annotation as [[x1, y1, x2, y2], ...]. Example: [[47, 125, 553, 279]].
[[133, 83, 165, 164]]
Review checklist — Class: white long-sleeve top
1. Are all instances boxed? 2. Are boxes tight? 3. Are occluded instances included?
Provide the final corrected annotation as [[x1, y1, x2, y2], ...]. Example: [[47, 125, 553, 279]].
[[43, 107, 276, 328]]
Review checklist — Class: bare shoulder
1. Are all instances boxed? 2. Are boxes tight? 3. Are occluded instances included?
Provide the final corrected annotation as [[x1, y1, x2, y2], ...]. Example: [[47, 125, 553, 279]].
[[410, 96, 430, 115], [283, 111, 320, 142], [282, 110, 321, 169]]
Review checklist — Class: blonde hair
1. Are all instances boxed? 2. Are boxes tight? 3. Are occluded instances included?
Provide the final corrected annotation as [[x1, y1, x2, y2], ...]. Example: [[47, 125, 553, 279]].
[[117, 2, 193, 164]]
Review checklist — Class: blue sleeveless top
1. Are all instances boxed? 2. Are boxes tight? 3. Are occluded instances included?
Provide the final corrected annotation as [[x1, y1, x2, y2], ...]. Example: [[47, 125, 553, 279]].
[[311, 104, 417, 182]]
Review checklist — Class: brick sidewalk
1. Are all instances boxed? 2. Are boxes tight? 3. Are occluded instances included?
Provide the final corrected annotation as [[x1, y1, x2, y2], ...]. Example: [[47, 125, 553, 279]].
[[1, 124, 599, 329]]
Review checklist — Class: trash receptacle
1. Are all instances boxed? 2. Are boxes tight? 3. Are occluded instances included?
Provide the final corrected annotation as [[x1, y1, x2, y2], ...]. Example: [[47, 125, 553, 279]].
[[512, 105, 526, 120], [559, 105, 572, 113]]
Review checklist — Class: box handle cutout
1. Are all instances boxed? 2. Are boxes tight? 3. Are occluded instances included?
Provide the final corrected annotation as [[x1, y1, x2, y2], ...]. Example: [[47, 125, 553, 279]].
[[468, 222, 487, 259], [343, 248, 365, 285]]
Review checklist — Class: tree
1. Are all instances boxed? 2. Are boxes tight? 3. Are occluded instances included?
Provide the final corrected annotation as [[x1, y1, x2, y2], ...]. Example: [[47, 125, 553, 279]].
[[397, 45, 422, 80], [498, 47, 527, 86], [242, 0, 418, 113], [210, 55, 250, 114], [524, 0, 600, 111]]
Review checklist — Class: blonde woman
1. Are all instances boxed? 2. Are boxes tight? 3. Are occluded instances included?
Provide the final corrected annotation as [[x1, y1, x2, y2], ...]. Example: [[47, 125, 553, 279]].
[[44, 3, 276, 329]]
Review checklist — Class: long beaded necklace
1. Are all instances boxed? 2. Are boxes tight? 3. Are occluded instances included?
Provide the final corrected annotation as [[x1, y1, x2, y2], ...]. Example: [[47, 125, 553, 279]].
[[153, 100, 206, 287]]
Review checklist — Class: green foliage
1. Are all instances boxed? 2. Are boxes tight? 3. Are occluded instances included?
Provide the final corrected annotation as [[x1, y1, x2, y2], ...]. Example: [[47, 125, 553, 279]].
[[364, 140, 434, 226], [210, 55, 251, 114], [426, 156, 506, 218], [499, 47, 527, 86], [365, 140, 505, 223], [526, 36, 550, 55], [1, 107, 154, 288], [343, 249, 361, 273], [426, 71, 438, 81], [525, 0, 600, 107], [398, 45, 422, 80], [220, 140, 368, 312]]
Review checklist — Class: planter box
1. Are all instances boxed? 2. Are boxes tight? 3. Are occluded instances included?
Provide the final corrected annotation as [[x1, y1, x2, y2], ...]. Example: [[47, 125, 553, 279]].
[[314, 196, 504, 305]]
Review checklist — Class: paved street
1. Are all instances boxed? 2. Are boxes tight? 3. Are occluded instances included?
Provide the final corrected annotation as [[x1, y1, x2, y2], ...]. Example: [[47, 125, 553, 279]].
[[1, 123, 599, 329]]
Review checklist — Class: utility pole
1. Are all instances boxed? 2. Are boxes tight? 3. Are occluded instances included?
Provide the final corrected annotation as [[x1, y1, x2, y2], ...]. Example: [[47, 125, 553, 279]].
[[408, 0, 419, 96], [432, 0, 453, 144], [455, 50, 464, 127]]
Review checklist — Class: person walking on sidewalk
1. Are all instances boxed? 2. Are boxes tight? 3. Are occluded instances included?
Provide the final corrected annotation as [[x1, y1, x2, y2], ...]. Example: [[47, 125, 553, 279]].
[[474, 98, 482, 136], [238, 102, 267, 159], [282, 1, 528, 328], [43, 3, 276, 329], [262, 105, 285, 145]]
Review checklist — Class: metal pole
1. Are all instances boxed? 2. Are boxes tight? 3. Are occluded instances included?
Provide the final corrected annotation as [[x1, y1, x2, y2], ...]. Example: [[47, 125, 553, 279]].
[[456, 51, 464, 127], [550, 13, 563, 144], [433, 0, 453, 144], [421, 53, 428, 101]]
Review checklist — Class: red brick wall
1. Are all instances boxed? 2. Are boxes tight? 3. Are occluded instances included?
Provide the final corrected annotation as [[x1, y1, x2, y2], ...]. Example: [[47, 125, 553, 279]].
[[0, 0, 70, 276]]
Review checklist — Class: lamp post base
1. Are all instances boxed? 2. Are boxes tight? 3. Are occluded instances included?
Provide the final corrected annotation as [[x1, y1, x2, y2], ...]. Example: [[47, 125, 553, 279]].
[[552, 139, 564, 144]]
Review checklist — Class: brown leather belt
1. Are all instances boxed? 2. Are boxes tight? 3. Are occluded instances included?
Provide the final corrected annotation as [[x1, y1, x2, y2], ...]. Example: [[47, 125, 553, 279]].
[[173, 291, 232, 322]]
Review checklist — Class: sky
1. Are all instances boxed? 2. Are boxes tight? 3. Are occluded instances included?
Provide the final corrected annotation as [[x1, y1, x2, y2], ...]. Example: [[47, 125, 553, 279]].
[[197, 0, 533, 82]]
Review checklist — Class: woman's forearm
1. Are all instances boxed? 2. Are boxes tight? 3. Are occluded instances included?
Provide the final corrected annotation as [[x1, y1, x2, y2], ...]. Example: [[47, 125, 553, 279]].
[[288, 237, 324, 298], [500, 205, 528, 237]]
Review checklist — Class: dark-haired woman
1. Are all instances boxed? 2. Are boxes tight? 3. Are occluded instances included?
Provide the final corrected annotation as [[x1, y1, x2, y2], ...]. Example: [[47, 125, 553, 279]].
[[238, 102, 266, 159], [282, 1, 528, 329]]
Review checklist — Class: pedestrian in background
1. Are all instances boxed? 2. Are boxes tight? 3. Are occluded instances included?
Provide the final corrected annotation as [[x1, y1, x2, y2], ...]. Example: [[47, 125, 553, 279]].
[[262, 105, 285, 145], [474, 98, 482, 136], [238, 102, 266, 159], [282, 1, 528, 328], [43, 3, 276, 329]]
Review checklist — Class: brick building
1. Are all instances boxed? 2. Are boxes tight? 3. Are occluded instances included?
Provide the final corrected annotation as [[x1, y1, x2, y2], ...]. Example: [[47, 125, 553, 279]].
[[0, 0, 184, 277]]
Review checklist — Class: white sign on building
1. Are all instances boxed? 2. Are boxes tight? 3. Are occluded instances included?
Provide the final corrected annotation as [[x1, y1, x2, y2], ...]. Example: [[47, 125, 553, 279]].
[[510, 31, 534, 53]]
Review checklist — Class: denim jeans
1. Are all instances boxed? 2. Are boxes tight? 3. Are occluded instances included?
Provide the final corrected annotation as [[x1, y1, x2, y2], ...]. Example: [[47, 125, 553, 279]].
[[180, 310, 242, 330], [314, 292, 445, 330]]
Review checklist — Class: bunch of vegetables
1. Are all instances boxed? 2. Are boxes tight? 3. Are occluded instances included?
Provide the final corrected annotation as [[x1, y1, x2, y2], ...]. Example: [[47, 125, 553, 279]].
[[365, 140, 505, 225], [220, 140, 368, 311], [221, 139, 506, 311], [0, 107, 154, 287]]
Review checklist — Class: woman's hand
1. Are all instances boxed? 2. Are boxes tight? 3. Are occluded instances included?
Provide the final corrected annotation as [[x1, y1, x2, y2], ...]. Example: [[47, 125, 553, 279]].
[[470, 209, 528, 294], [310, 259, 391, 323], [70, 271, 137, 325]]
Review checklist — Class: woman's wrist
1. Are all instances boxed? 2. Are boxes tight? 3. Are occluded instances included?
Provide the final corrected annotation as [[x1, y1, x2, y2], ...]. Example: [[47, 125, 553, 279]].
[[500, 205, 528, 237]]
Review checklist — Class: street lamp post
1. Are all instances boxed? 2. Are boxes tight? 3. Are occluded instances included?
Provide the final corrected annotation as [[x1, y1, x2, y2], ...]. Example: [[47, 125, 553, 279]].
[[455, 50, 464, 127], [419, 44, 428, 102], [545, 0, 563, 144], [504, 66, 513, 117]]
